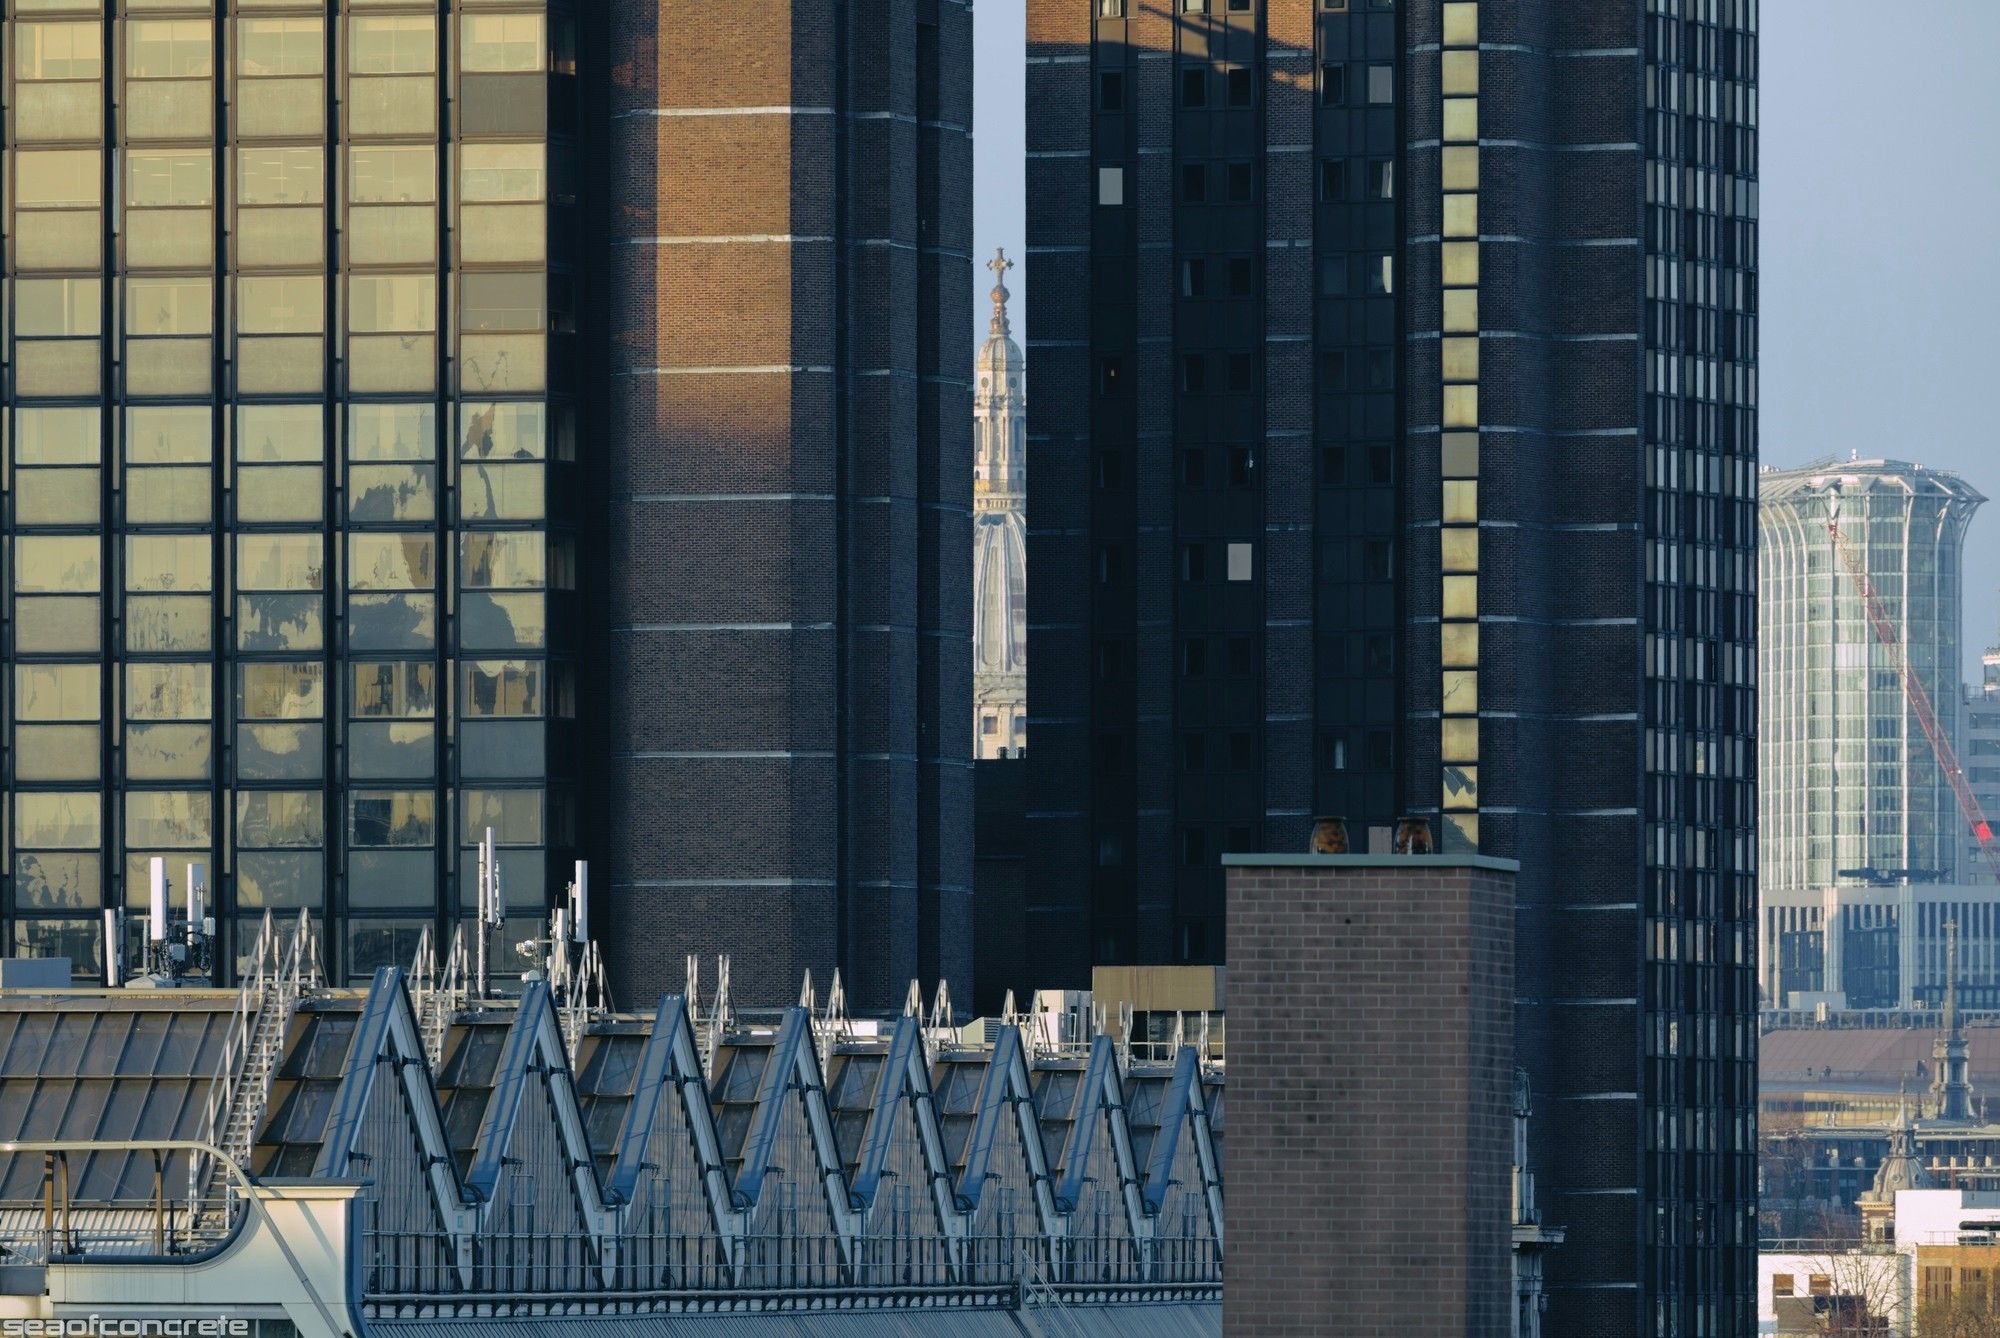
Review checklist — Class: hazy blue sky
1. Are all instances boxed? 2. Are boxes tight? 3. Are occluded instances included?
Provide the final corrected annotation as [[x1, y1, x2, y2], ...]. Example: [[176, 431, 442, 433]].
[[971, 0, 2000, 675]]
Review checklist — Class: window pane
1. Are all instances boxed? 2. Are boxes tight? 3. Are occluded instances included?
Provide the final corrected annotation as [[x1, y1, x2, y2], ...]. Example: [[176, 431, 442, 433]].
[[459, 532, 544, 589], [349, 16, 436, 75], [16, 150, 103, 206], [15, 23, 103, 80], [461, 463, 543, 521], [126, 725, 212, 781], [238, 146, 325, 204], [15, 408, 101, 464], [238, 466, 324, 522], [128, 20, 212, 78], [349, 792, 435, 847], [461, 13, 543, 71], [125, 405, 211, 461], [462, 789, 542, 846], [16, 794, 103, 850], [16, 725, 101, 782], [238, 724, 323, 783], [125, 468, 213, 526], [238, 276, 325, 334], [126, 596, 211, 653], [16, 598, 102, 654], [347, 593, 437, 651], [238, 663, 324, 720], [125, 535, 213, 592], [238, 404, 324, 461], [236, 852, 324, 909], [460, 273, 543, 332], [125, 664, 211, 720], [348, 465, 434, 522], [348, 534, 435, 590], [462, 660, 542, 716], [349, 722, 434, 781], [14, 537, 101, 593], [349, 404, 435, 459], [14, 854, 101, 911], [459, 593, 544, 650], [124, 791, 211, 848], [459, 402, 545, 458], [15, 470, 99, 525], [237, 594, 323, 651], [460, 143, 545, 202], [237, 534, 325, 590], [349, 145, 436, 203], [348, 275, 436, 332], [237, 792, 324, 848], [15, 664, 100, 720], [14, 278, 101, 336], [238, 18, 325, 77], [128, 149, 212, 206], [352, 662, 435, 718]]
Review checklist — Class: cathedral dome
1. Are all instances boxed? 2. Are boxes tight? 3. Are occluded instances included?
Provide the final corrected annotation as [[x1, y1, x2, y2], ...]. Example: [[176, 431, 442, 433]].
[[977, 256, 1025, 392], [973, 248, 1028, 758], [974, 508, 1027, 676]]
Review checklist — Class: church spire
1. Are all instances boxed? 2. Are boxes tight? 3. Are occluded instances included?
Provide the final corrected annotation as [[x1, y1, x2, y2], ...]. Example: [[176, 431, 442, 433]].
[[1931, 918, 1977, 1121], [988, 248, 1014, 339]]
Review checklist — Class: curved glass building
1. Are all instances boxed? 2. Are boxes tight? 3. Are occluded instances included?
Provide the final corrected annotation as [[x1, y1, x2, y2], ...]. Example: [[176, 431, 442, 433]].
[[1760, 459, 1984, 895]]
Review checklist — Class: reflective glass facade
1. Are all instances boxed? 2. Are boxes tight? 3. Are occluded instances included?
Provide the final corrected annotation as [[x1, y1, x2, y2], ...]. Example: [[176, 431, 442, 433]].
[[1, 0, 579, 983], [1760, 462, 1982, 894]]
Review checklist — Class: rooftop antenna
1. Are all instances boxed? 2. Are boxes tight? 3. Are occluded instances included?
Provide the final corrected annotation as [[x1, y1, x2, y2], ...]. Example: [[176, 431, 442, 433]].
[[475, 827, 503, 997], [186, 861, 206, 931], [132, 858, 215, 987], [103, 908, 125, 989], [568, 860, 589, 943], [149, 858, 170, 947]]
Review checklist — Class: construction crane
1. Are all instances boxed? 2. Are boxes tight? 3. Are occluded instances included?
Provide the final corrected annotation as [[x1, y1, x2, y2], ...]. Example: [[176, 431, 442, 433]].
[[1827, 501, 2000, 882]]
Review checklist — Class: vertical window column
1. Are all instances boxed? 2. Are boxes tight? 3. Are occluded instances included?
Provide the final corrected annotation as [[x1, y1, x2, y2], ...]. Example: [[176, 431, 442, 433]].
[[449, 2, 556, 963], [1437, 0, 1480, 851], [5, 9, 109, 970]]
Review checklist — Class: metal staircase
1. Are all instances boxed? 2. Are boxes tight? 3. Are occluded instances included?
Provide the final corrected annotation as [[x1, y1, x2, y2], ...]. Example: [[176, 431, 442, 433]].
[[195, 911, 321, 1214]]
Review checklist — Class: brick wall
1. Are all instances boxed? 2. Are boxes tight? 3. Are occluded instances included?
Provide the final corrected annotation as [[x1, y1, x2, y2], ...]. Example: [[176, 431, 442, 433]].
[[1225, 855, 1515, 1337], [593, 1, 972, 1013]]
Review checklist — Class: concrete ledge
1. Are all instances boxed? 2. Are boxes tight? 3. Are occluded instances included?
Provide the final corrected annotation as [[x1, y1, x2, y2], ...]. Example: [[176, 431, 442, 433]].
[[1221, 852, 1521, 873]]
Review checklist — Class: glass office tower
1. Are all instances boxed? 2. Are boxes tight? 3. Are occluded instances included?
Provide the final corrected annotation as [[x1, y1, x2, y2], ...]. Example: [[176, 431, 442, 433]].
[[2, 0, 578, 983], [1760, 461, 1982, 893]]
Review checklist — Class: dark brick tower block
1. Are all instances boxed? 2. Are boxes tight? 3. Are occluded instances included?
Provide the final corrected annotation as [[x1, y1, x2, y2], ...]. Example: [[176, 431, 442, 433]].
[[1224, 854, 1517, 1337], [1027, 2, 1757, 1332], [596, 1, 974, 1010]]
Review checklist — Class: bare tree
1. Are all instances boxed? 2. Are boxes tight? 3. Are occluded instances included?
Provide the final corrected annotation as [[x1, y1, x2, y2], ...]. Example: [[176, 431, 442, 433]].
[[1917, 1286, 2000, 1337], [1763, 1113, 1856, 1242], [1772, 1235, 1909, 1336]]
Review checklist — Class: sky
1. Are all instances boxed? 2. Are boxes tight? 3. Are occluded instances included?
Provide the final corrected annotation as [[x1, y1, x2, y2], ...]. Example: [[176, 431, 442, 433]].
[[971, 0, 2000, 676], [972, 0, 1028, 343]]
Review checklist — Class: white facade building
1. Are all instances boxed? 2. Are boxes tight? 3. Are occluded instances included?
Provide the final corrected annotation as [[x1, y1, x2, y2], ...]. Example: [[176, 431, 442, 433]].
[[1762, 880, 2000, 1010]]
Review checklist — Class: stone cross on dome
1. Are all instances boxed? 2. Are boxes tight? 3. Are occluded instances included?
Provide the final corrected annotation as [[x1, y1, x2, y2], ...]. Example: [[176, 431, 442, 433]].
[[988, 248, 1014, 338]]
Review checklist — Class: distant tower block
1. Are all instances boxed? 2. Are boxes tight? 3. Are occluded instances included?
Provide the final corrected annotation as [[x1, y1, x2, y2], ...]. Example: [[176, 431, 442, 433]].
[[1759, 461, 1985, 946], [973, 249, 1028, 761]]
